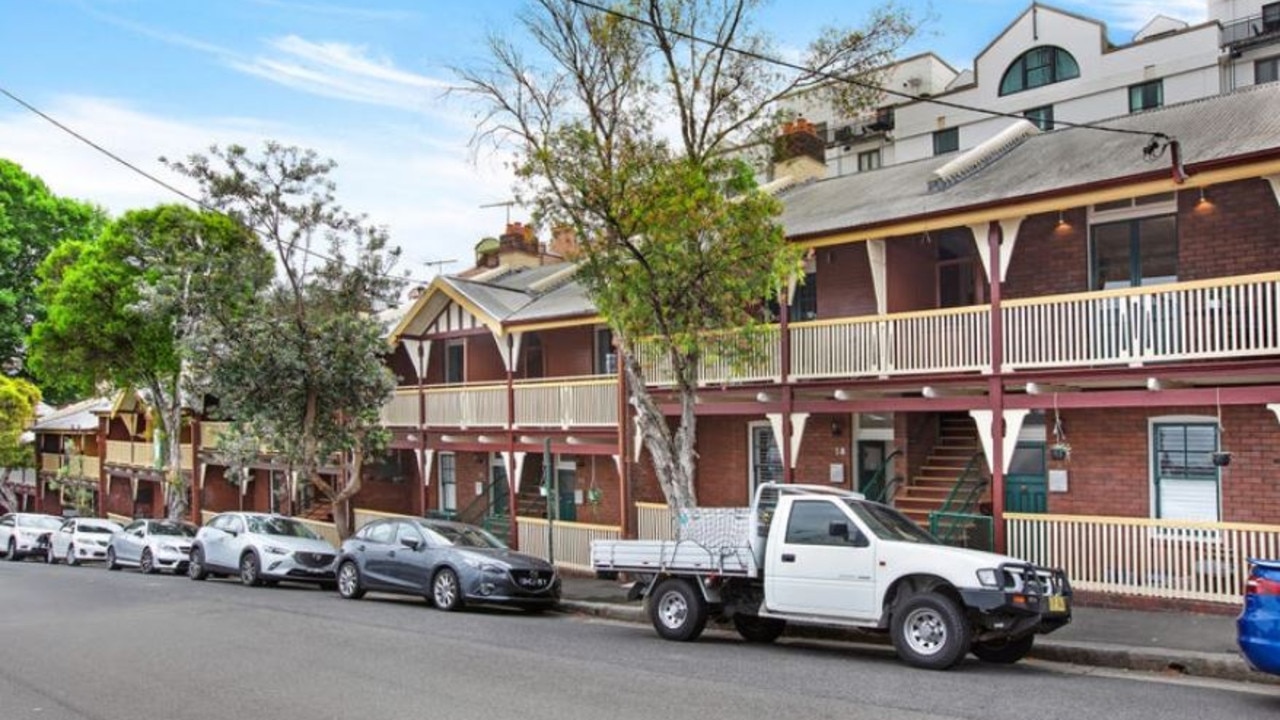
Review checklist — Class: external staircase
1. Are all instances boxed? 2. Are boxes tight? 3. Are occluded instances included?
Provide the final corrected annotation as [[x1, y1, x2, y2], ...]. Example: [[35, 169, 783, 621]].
[[893, 414, 990, 528]]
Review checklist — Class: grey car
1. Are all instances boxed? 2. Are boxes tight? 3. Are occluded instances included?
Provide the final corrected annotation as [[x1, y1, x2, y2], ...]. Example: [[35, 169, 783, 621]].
[[189, 512, 338, 587], [335, 518, 560, 611], [107, 519, 197, 574]]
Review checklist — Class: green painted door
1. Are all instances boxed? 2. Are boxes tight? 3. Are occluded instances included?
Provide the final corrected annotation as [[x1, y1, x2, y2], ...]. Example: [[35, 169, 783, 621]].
[[1005, 442, 1047, 513], [857, 441, 888, 494], [489, 457, 509, 519]]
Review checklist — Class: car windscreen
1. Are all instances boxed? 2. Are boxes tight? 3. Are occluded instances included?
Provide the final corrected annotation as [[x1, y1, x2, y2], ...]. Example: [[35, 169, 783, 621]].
[[150, 522, 196, 537], [246, 516, 319, 540], [77, 524, 117, 534], [26, 516, 64, 530], [422, 523, 506, 549], [843, 500, 938, 544]]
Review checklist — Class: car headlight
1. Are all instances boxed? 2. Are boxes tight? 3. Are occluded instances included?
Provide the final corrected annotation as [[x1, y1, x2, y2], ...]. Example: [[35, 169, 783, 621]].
[[263, 545, 291, 555], [160, 544, 183, 553], [460, 556, 504, 573], [976, 568, 1003, 588]]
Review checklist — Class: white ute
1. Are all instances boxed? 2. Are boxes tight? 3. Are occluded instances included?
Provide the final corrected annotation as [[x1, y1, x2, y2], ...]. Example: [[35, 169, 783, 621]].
[[591, 483, 1072, 670]]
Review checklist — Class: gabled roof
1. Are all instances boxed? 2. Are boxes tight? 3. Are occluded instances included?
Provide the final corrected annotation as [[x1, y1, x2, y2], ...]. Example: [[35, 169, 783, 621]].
[[30, 397, 112, 433], [780, 82, 1280, 241]]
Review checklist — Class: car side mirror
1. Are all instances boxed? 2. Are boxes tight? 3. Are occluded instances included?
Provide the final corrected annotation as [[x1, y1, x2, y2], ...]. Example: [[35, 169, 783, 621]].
[[828, 522, 849, 540], [400, 536, 421, 551]]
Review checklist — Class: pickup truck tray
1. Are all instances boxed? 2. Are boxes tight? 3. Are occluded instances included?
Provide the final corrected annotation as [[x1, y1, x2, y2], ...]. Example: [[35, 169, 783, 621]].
[[591, 539, 758, 577]]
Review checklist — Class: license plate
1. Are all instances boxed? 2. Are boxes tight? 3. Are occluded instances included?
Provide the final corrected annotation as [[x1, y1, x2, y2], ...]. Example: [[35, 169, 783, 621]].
[[1048, 595, 1068, 613]]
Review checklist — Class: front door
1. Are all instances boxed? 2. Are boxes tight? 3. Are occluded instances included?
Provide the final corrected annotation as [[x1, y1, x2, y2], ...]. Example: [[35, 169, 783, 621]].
[[489, 455, 510, 519], [555, 457, 576, 522], [856, 441, 887, 494], [1005, 442, 1048, 513], [764, 500, 876, 619]]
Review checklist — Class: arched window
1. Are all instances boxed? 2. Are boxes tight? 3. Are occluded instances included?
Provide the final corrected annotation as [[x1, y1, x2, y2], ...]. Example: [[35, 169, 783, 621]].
[[999, 46, 1079, 96]]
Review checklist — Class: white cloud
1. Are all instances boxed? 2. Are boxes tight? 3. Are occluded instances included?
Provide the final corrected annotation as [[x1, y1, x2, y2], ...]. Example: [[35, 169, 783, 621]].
[[1067, 1, 1208, 32], [0, 95, 519, 284]]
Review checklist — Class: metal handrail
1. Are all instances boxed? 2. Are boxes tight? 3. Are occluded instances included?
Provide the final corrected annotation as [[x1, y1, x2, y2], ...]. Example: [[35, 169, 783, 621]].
[[931, 451, 989, 545], [861, 448, 903, 503]]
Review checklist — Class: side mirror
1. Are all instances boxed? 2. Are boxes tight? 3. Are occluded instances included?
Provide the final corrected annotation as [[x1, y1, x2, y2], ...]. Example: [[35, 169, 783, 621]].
[[828, 521, 850, 540], [400, 536, 421, 551]]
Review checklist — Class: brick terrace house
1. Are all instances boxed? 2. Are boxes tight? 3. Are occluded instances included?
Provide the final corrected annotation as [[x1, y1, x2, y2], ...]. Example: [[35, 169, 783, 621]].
[[28, 397, 109, 515]]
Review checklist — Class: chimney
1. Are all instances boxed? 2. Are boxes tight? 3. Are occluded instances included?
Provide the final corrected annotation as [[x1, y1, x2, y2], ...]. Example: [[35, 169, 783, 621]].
[[772, 116, 826, 184], [549, 225, 578, 259]]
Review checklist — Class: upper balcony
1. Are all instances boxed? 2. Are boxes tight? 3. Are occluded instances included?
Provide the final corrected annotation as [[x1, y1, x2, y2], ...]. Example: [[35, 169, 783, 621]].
[[382, 375, 619, 430], [104, 440, 195, 472], [1221, 10, 1280, 50], [639, 272, 1280, 386]]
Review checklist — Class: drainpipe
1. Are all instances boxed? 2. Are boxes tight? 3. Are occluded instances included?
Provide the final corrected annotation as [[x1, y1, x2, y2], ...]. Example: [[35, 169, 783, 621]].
[[780, 285, 793, 484], [506, 333, 519, 547], [987, 221, 1007, 553], [617, 345, 632, 539]]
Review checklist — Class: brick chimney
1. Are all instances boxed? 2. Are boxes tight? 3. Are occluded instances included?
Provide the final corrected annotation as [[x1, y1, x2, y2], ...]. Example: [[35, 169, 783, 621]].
[[772, 116, 826, 184], [549, 225, 578, 259]]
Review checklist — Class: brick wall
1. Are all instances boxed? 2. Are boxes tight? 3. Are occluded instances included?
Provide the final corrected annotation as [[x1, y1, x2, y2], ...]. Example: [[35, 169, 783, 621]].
[[896, 412, 939, 488], [816, 245, 877, 318], [542, 326, 596, 377], [886, 235, 936, 312], [1044, 405, 1280, 524], [1004, 208, 1087, 299]]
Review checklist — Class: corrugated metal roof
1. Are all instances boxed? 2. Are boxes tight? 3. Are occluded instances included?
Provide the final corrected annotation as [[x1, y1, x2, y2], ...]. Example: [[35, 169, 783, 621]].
[[30, 397, 112, 432], [781, 82, 1280, 238]]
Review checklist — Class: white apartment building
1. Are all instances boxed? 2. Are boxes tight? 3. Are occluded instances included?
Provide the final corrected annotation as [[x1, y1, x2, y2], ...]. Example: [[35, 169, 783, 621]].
[[787, 1, 1280, 177]]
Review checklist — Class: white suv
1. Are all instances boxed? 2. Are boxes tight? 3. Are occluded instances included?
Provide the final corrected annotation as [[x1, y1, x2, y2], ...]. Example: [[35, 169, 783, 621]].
[[0, 513, 64, 561], [188, 512, 338, 587]]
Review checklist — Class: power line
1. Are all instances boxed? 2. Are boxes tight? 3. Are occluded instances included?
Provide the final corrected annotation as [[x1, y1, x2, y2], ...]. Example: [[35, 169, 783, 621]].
[[567, 0, 1172, 143], [0, 84, 436, 288]]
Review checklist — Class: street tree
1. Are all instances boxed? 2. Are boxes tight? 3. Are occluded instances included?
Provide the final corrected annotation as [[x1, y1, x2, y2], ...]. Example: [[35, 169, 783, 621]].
[[0, 375, 40, 513], [0, 159, 106, 384], [167, 143, 403, 539], [28, 205, 270, 519], [457, 0, 914, 512]]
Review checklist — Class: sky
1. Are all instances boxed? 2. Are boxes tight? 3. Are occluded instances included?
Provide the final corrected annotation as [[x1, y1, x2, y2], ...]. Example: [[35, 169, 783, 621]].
[[0, 0, 1209, 285]]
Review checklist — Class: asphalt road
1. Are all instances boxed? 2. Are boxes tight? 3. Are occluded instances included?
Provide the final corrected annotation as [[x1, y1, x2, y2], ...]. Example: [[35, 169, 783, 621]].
[[2, 560, 1278, 720]]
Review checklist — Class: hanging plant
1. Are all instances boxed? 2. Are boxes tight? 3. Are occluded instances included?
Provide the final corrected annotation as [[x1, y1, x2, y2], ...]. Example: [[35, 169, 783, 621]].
[[1211, 451, 1232, 467]]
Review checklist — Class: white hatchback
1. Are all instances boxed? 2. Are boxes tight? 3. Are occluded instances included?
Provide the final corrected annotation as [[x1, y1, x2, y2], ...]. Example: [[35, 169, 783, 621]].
[[47, 517, 123, 565]]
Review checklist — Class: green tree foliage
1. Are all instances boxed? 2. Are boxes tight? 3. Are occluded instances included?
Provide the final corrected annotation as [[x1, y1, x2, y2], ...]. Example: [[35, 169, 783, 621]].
[[458, 0, 914, 512], [0, 159, 106, 382], [167, 143, 404, 538], [0, 375, 40, 513], [28, 205, 270, 519]]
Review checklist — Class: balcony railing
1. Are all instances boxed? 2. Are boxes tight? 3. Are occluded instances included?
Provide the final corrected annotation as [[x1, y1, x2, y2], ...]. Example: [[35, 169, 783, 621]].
[[638, 326, 782, 387], [105, 440, 195, 471], [514, 376, 617, 428], [1003, 272, 1280, 370], [380, 390, 419, 427], [200, 422, 230, 451], [425, 382, 508, 428], [1007, 513, 1280, 605], [40, 453, 99, 477], [792, 305, 991, 380], [1221, 13, 1280, 47]]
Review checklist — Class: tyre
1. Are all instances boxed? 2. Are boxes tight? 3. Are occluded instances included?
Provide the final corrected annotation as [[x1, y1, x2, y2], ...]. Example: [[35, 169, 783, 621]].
[[432, 568, 464, 611], [337, 558, 363, 597], [65, 544, 78, 566], [140, 548, 157, 575], [239, 552, 263, 587], [105, 547, 120, 571], [6, 539, 18, 561], [890, 592, 972, 670], [971, 634, 1035, 664], [733, 614, 787, 644], [188, 548, 208, 581], [648, 578, 708, 642]]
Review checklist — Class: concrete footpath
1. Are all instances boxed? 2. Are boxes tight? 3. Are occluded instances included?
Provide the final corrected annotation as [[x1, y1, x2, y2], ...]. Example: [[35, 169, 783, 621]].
[[557, 577, 1280, 685]]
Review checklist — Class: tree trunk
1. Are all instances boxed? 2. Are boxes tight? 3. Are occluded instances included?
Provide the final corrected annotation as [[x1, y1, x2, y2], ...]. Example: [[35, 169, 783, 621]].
[[149, 381, 189, 522], [623, 353, 697, 516], [0, 470, 21, 514]]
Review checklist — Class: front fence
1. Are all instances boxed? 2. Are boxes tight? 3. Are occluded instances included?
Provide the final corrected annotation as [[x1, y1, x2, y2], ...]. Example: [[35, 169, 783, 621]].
[[516, 516, 622, 573], [636, 502, 675, 541], [1006, 513, 1280, 605]]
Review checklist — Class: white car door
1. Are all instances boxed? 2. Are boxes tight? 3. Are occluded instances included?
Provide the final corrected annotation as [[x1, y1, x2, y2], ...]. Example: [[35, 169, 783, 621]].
[[0, 515, 15, 553], [204, 515, 244, 570], [764, 499, 878, 619], [53, 519, 75, 559], [121, 521, 146, 563]]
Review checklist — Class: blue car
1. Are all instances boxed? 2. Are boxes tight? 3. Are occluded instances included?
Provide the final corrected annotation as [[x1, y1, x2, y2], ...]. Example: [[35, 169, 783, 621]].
[[1238, 558, 1280, 675]]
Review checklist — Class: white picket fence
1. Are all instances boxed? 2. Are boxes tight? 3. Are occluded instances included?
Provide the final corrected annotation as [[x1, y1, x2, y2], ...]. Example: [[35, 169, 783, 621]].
[[1007, 513, 1280, 604], [516, 516, 622, 573]]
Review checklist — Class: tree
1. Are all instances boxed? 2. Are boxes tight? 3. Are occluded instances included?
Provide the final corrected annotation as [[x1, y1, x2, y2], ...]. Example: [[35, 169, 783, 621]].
[[27, 205, 270, 520], [0, 159, 107, 383], [167, 143, 404, 539], [457, 0, 914, 512], [0, 375, 40, 513]]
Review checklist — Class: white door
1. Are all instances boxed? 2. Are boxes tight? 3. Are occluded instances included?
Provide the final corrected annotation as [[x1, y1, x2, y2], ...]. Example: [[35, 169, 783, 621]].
[[765, 500, 877, 619]]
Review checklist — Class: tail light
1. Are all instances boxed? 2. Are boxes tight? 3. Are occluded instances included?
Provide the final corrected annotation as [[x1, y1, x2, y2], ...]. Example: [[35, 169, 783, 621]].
[[1245, 569, 1280, 596]]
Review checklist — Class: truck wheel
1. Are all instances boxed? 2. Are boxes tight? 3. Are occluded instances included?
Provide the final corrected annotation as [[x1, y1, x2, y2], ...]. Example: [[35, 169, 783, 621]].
[[891, 592, 972, 670], [648, 578, 707, 642], [971, 634, 1034, 664], [733, 615, 786, 644]]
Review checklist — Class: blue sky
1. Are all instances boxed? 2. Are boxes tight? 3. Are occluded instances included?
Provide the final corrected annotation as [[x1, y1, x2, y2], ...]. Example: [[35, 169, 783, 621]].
[[0, 0, 1206, 283]]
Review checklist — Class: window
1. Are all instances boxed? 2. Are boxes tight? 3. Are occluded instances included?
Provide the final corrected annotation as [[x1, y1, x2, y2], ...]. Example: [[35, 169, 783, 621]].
[[367, 521, 396, 544], [792, 271, 818, 321], [1129, 80, 1163, 113], [225, 515, 245, 535], [594, 327, 616, 375], [1090, 215, 1177, 289], [1023, 105, 1054, 131], [932, 128, 959, 156], [749, 424, 783, 497], [1256, 57, 1280, 84], [439, 453, 457, 513], [784, 501, 864, 546], [1152, 421, 1220, 522], [522, 333, 543, 379], [1000, 46, 1080, 96], [444, 340, 464, 384], [395, 522, 424, 547], [857, 149, 881, 172], [1265, 2, 1280, 33]]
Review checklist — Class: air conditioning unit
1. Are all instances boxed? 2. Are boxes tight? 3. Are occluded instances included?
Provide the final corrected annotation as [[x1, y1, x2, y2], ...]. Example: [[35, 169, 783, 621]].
[[833, 125, 855, 144]]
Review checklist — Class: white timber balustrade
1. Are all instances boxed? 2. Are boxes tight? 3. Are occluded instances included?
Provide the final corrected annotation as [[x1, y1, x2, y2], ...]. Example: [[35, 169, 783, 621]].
[[636, 502, 676, 540], [516, 516, 621, 573], [105, 440, 142, 466], [638, 326, 782, 386], [1003, 272, 1280, 370], [380, 389, 420, 427], [423, 383, 508, 428], [514, 377, 618, 428], [1006, 513, 1280, 605], [41, 455, 64, 473], [791, 305, 991, 380]]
